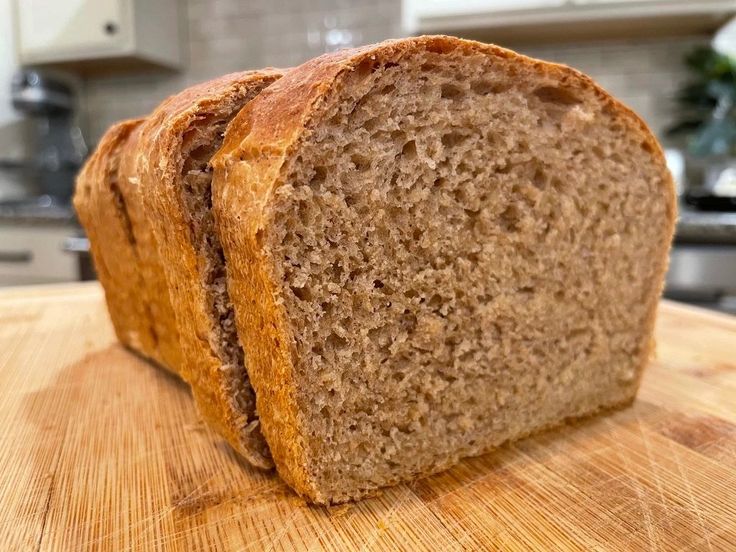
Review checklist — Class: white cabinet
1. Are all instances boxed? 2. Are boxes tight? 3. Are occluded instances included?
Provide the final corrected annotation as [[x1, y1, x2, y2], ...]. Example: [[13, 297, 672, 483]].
[[0, 224, 80, 286], [572, 0, 687, 3], [402, 0, 736, 41], [13, 0, 181, 72], [406, 0, 565, 20]]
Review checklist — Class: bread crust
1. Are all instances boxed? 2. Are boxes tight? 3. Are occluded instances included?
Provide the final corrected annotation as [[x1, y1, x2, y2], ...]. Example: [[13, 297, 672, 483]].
[[137, 70, 282, 468], [212, 36, 676, 503], [74, 119, 175, 370], [116, 124, 184, 373]]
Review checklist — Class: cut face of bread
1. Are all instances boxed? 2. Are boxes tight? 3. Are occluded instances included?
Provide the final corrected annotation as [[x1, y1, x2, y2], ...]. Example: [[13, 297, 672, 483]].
[[74, 119, 174, 370], [213, 37, 676, 503], [136, 71, 282, 468]]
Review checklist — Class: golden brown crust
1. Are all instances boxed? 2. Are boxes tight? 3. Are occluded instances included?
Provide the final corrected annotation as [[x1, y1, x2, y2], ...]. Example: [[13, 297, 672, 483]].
[[214, 162, 312, 492], [73, 119, 173, 369], [136, 70, 282, 468], [212, 35, 677, 503], [115, 124, 184, 373]]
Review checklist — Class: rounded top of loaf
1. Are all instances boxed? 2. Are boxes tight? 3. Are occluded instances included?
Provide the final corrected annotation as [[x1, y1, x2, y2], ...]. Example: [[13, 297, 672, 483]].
[[73, 118, 143, 207], [136, 69, 283, 185], [212, 35, 668, 186]]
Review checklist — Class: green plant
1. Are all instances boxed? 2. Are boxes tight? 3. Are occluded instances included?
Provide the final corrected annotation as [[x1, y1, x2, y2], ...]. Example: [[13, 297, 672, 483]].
[[668, 46, 736, 157]]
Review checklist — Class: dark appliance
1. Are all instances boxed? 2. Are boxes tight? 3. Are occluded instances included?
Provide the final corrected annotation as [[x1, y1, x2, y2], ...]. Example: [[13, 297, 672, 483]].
[[4, 70, 87, 204]]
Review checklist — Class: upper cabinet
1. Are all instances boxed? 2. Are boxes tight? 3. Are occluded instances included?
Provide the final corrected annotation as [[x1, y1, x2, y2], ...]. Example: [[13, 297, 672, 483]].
[[13, 0, 181, 73], [402, 0, 736, 43]]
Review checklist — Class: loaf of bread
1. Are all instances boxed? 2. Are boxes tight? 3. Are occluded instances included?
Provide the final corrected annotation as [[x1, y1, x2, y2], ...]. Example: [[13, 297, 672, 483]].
[[77, 35, 675, 505], [74, 119, 181, 374], [211, 36, 676, 503], [136, 70, 282, 468]]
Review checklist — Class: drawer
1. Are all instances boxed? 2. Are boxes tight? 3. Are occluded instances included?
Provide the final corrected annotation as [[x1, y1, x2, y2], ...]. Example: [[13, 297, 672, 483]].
[[666, 244, 736, 295], [0, 225, 79, 285]]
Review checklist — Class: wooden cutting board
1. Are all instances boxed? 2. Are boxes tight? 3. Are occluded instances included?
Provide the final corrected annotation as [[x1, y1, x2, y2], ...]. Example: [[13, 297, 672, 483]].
[[1, 283, 734, 551]]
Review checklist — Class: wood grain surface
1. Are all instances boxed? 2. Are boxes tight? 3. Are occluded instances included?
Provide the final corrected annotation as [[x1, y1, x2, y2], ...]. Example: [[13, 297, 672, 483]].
[[1, 283, 734, 551]]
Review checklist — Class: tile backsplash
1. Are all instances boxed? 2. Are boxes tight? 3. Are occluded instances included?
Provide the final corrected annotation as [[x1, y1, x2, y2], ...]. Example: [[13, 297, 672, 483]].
[[80, 0, 708, 144], [519, 36, 707, 141]]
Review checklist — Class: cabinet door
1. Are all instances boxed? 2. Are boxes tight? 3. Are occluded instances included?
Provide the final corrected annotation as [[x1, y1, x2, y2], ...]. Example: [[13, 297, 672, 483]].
[[572, 0, 691, 4], [0, 225, 79, 285], [412, 0, 566, 18], [15, 0, 132, 62]]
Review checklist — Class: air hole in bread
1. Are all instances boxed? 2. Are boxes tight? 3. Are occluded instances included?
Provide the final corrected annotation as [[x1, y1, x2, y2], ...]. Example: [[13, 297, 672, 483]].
[[310, 166, 327, 188], [291, 285, 311, 301], [440, 83, 464, 100], [441, 131, 468, 148], [499, 204, 521, 232], [351, 153, 371, 171], [327, 333, 348, 351], [470, 80, 511, 95], [364, 117, 380, 132], [591, 145, 606, 159], [533, 85, 581, 106], [401, 140, 417, 160], [355, 59, 378, 78], [533, 166, 548, 190]]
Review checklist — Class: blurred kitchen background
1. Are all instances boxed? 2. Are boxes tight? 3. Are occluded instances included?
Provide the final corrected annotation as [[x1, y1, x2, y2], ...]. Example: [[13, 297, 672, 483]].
[[1, 0, 736, 312]]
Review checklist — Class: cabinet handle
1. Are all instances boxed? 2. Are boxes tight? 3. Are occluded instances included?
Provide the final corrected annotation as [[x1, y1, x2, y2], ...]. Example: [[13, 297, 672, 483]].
[[62, 237, 89, 253], [0, 251, 33, 263]]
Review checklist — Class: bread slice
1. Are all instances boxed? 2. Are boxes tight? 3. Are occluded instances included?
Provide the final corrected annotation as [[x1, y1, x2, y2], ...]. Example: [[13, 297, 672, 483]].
[[136, 70, 282, 468], [74, 119, 178, 372], [116, 123, 184, 373], [211, 36, 676, 503]]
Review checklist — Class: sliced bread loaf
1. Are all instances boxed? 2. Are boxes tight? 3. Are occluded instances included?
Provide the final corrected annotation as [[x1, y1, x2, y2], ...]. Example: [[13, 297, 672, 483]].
[[136, 70, 282, 467], [74, 119, 179, 372], [211, 36, 676, 503]]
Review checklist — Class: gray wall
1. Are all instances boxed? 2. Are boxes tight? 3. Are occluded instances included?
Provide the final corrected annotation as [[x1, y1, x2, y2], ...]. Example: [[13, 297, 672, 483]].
[[80, 0, 707, 144]]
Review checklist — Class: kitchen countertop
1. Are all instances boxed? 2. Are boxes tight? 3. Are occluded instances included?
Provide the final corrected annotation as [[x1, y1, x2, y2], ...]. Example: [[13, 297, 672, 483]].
[[0, 283, 734, 550], [0, 202, 77, 225], [676, 205, 736, 244]]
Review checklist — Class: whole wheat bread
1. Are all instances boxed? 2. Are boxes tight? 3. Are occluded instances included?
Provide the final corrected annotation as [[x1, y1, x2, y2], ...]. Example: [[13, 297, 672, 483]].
[[211, 36, 676, 503], [136, 70, 282, 467], [74, 119, 181, 373]]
